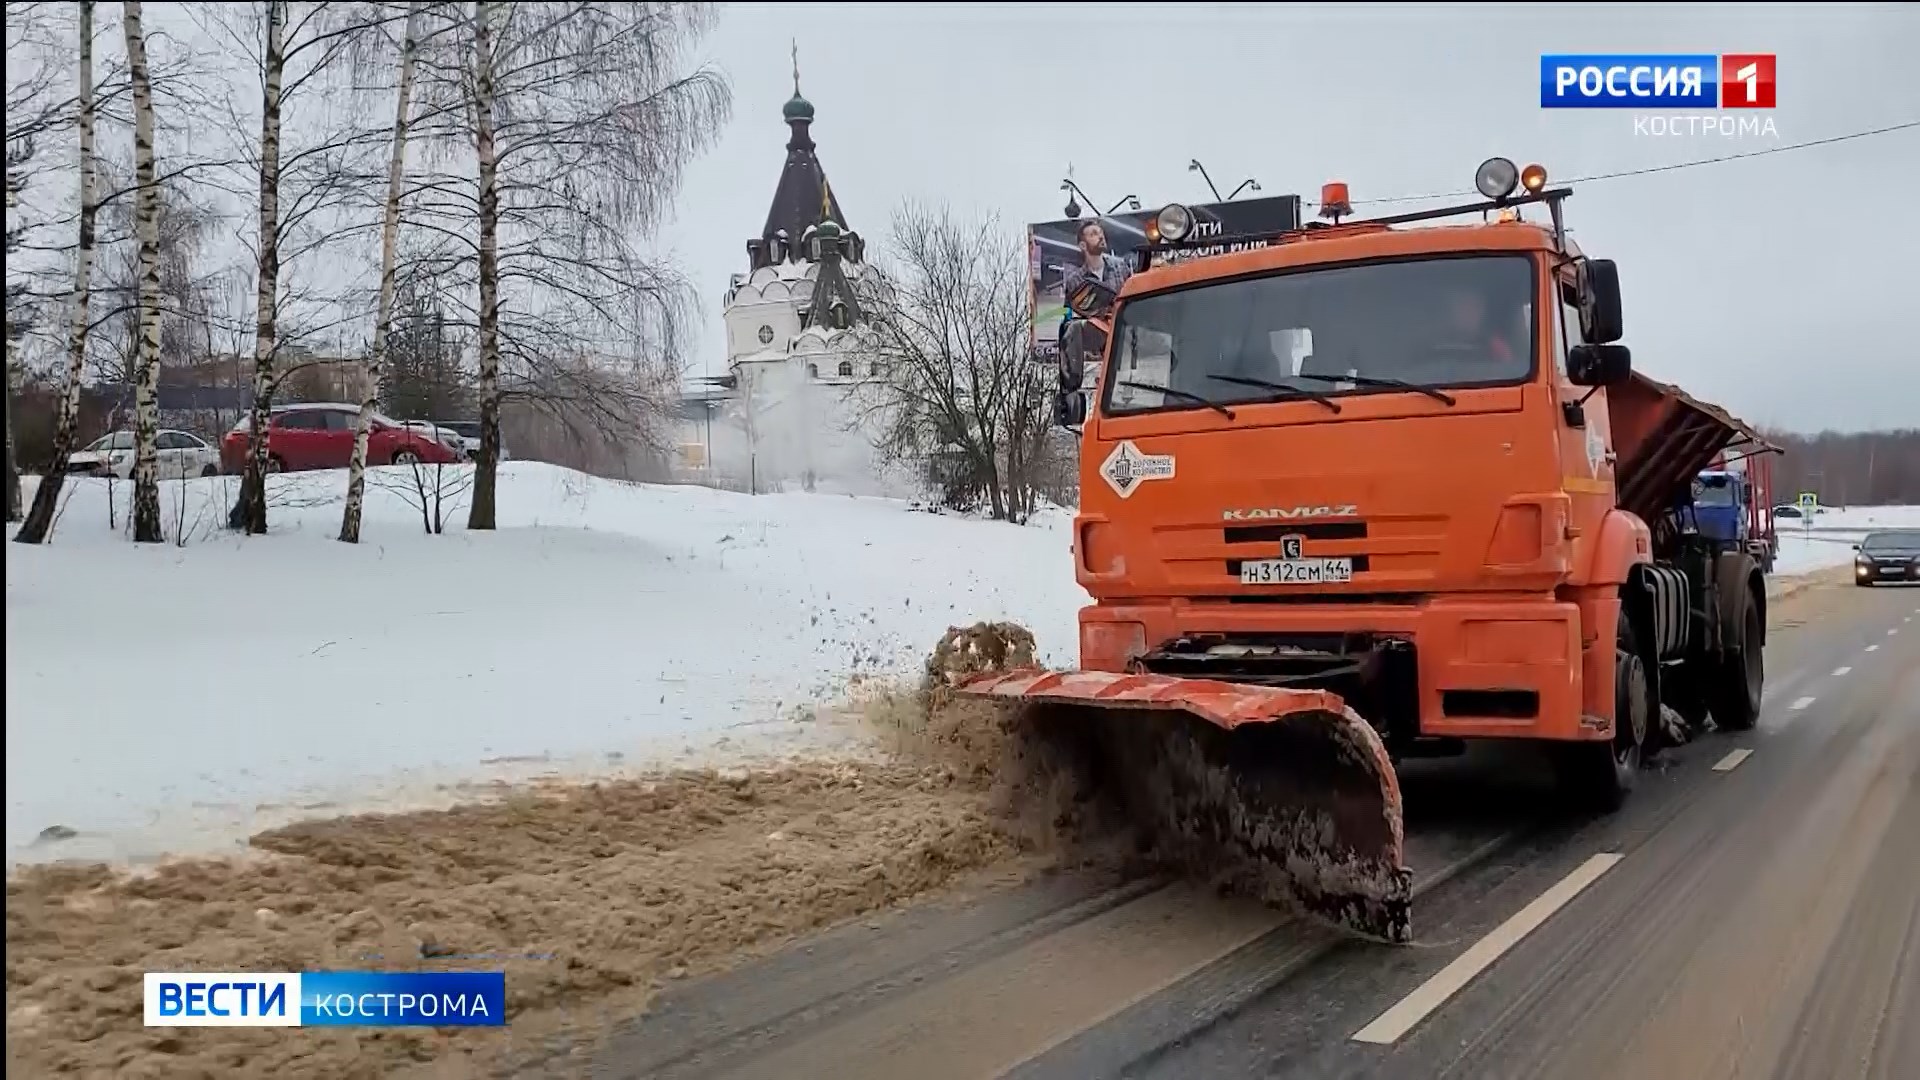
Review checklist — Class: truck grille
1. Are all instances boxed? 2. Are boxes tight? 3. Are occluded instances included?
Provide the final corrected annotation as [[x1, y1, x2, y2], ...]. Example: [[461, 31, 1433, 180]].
[[1147, 515, 1446, 590], [1225, 521, 1372, 574], [1223, 522, 1368, 543]]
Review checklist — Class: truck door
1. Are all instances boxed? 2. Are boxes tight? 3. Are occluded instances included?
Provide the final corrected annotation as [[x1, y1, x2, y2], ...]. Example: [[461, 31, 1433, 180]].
[[1553, 272, 1616, 494]]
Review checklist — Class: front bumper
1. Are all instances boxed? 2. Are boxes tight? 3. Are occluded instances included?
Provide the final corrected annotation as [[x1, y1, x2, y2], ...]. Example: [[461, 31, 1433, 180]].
[[1079, 595, 1598, 742], [1857, 561, 1920, 583]]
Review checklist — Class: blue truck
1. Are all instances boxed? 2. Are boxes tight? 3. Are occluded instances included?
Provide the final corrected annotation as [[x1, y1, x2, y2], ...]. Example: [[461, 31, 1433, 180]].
[[1690, 468, 1778, 574]]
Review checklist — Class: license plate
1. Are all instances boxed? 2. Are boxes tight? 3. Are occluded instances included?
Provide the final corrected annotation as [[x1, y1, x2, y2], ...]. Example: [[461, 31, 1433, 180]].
[[1239, 558, 1354, 585]]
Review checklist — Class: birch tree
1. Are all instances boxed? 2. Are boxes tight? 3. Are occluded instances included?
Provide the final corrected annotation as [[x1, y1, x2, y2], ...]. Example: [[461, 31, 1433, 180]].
[[469, 0, 500, 528], [227, 0, 286, 535], [339, 2, 426, 543], [5, 1, 67, 524], [15, 0, 98, 545], [4, 156, 25, 523], [122, 0, 165, 543], [198, 1, 417, 535], [395, 1, 729, 529]]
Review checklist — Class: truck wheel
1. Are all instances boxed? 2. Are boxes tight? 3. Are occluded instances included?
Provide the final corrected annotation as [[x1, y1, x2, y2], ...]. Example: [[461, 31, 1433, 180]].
[[1558, 612, 1646, 811], [1711, 598, 1764, 731]]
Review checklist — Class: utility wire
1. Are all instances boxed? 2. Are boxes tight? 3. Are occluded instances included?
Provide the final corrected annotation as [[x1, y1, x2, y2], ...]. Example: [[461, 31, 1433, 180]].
[[1304, 120, 1920, 208]]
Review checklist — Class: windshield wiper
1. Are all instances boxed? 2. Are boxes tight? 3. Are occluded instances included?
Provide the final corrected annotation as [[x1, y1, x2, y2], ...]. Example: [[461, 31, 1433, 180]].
[[1205, 373, 1342, 414], [1117, 380, 1236, 419], [1289, 371, 1457, 406]]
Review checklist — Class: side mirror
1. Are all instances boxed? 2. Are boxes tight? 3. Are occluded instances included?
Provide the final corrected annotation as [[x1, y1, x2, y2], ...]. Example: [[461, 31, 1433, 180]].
[[1568, 342, 1631, 387], [1576, 257, 1624, 344], [1053, 389, 1087, 429], [1065, 277, 1118, 320]]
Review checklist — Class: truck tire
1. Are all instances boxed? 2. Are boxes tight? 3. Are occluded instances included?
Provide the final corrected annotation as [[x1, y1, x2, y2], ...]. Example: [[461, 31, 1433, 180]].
[[1557, 612, 1646, 811], [1711, 594, 1764, 731]]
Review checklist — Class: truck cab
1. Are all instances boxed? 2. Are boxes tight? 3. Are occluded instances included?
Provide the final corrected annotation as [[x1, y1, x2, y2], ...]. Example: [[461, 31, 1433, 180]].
[[1054, 160, 1773, 807], [1691, 470, 1749, 546], [1685, 461, 1779, 573]]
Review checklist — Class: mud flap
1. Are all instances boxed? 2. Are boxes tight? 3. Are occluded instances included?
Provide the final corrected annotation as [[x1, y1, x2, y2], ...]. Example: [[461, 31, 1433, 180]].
[[958, 669, 1414, 944]]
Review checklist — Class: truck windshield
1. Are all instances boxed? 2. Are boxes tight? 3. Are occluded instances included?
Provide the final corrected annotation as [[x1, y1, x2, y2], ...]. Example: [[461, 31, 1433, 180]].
[[1692, 477, 1738, 507], [1102, 254, 1535, 416]]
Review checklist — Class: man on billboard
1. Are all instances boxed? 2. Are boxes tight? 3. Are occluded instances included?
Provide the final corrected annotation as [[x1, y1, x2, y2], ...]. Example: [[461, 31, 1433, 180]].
[[1060, 220, 1134, 299], [1057, 221, 1133, 390]]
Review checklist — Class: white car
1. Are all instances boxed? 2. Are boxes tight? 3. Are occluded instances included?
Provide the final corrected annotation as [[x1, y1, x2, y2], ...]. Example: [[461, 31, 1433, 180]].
[[66, 429, 222, 480], [399, 420, 468, 458], [431, 420, 508, 461]]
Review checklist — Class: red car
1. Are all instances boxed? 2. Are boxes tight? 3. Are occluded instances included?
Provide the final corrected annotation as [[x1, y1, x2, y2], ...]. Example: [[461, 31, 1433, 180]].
[[220, 403, 463, 474]]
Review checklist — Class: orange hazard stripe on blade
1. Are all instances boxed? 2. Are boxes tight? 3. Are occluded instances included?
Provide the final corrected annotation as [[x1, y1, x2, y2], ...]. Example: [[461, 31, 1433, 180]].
[[954, 668, 1352, 730]]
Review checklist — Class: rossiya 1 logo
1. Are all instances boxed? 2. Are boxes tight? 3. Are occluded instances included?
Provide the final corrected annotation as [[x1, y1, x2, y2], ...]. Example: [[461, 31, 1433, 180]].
[[1538, 53, 1778, 141]]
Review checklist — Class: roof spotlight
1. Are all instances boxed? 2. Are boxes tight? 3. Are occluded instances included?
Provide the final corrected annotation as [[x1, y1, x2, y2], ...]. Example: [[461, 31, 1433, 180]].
[[1156, 203, 1195, 242], [1475, 157, 1519, 201]]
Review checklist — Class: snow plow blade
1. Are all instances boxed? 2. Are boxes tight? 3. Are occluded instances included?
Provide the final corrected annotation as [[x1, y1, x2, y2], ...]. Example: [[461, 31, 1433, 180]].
[[957, 668, 1413, 943]]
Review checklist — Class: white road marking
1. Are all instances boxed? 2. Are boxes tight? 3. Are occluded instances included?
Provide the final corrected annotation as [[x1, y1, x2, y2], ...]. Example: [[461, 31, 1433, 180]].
[[1891, 629, 1901, 637], [1867, 645, 1880, 653], [1790, 696, 1817, 711], [1350, 853, 1625, 1045], [1712, 748, 1753, 773], [1832, 666, 1853, 678]]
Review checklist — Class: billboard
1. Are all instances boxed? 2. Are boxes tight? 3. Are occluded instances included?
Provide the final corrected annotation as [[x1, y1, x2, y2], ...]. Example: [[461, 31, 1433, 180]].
[[1027, 194, 1303, 358]]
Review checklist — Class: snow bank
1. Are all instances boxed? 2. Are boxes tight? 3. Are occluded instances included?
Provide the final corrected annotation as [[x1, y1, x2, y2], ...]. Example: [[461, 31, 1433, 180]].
[[5, 464, 1086, 866], [7, 466, 1912, 868]]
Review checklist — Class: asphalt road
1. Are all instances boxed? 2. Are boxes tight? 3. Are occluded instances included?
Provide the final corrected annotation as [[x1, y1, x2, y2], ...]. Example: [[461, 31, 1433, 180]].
[[586, 581, 1919, 1080]]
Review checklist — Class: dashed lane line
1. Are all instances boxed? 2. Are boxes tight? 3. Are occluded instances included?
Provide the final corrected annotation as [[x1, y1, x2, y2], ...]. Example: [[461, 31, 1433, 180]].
[[1867, 645, 1880, 653], [1790, 696, 1817, 712], [1712, 748, 1754, 773], [1832, 666, 1853, 678], [1350, 853, 1625, 1045]]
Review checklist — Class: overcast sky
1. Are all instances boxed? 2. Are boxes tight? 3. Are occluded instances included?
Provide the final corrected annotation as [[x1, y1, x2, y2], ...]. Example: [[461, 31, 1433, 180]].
[[656, 2, 1919, 434]]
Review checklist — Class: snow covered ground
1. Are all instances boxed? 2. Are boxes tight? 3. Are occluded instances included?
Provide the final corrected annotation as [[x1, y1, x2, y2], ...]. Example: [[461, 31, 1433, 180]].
[[4, 464, 1087, 866], [6, 465, 1914, 868], [1773, 505, 1920, 575]]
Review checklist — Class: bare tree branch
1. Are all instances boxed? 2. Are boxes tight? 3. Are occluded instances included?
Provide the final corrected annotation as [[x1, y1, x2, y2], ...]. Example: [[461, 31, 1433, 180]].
[[849, 202, 1070, 521]]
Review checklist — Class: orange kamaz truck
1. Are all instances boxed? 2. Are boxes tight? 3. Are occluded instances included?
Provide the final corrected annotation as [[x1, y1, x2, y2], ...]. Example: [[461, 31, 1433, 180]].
[[963, 159, 1778, 944]]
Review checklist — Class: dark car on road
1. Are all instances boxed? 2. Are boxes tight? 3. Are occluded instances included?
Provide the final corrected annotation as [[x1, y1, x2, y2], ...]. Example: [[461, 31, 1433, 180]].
[[1854, 529, 1920, 586]]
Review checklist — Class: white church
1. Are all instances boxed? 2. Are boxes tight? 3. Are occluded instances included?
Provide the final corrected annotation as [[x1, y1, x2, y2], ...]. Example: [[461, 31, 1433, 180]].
[[671, 68, 909, 496]]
